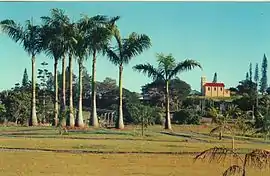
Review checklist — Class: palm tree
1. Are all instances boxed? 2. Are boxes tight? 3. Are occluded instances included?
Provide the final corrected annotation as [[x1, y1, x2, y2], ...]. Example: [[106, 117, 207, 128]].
[[1, 19, 43, 126], [194, 147, 270, 176], [40, 9, 68, 126], [65, 22, 77, 128], [78, 15, 119, 128], [73, 23, 89, 128], [41, 8, 71, 126], [133, 53, 202, 130], [106, 29, 151, 129]]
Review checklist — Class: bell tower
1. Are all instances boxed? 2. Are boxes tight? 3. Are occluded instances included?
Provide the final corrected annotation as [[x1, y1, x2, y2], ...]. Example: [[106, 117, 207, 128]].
[[201, 76, 206, 96]]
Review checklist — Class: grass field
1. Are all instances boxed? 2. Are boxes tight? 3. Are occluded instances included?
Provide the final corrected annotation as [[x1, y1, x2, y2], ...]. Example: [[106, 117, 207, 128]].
[[0, 125, 269, 176]]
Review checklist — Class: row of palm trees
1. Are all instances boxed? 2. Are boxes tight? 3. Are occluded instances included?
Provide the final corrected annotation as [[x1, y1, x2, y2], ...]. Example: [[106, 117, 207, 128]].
[[1, 8, 202, 130]]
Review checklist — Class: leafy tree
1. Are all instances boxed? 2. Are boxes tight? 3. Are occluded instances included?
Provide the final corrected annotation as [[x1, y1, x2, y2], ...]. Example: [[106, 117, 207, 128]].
[[1, 19, 43, 126], [236, 80, 257, 96], [260, 54, 268, 94], [1, 88, 32, 125], [22, 68, 29, 87], [212, 72, 217, 83], [142, 78, 191, 110], [37, 62, 51, 123], [172, 109, 201, 125], [125, 103, 162, 126], [106, 28, 151, 129], [0, 103, 7, 124], [78, 15, 119, 128], [133, 53, 201, 130], [194, 147, 270, 176]]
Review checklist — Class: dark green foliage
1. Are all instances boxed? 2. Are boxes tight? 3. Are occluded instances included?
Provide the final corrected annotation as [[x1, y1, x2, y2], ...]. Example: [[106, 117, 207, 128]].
[[142, 78, 191, 110], [246, 72, 249, 81], [0, 88, 31, 125], [254, 63, 259, 85], [249, 63, 252, 82], [260, 54, 268, 94], [0, 103, 7, 123], [233, 95, 255, 111], [236, 80, 257, 96], [125, 103, 163, 125], [172, 109, 201, 125], [22, 68, 29, 87], [212, 72, 217, 83]]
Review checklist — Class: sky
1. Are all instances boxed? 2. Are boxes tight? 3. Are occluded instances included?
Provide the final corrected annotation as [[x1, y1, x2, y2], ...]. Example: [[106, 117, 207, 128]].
[[1, 2, 270, 93]]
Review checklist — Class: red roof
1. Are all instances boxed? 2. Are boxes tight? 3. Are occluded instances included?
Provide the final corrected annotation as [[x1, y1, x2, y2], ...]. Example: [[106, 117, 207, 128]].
[[204, 82, 225, 87]]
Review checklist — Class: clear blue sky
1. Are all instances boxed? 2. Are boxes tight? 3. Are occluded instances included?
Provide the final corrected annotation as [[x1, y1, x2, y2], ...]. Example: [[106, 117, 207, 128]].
[[1, 2, 270, 93]]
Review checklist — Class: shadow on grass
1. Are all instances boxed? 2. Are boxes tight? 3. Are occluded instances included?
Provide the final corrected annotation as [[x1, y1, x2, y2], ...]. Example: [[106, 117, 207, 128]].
[[160, 131, 210, 143], [0, 146, 250, 155]]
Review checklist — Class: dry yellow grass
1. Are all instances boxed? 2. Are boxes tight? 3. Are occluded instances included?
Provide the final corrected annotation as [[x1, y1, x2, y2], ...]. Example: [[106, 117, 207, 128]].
[[0, 125, 270, 176], [0, 151, 269, 176]]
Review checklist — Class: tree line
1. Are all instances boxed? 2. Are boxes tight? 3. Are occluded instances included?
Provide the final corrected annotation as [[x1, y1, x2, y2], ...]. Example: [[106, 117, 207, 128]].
[[0, 8, 201, 130]]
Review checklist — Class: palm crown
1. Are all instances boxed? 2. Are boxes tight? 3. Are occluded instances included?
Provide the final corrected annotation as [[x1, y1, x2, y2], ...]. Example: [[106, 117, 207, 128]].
[[1, 19, 43, 56], [106, 29, 151, 66], [133, 53, 202, 81]]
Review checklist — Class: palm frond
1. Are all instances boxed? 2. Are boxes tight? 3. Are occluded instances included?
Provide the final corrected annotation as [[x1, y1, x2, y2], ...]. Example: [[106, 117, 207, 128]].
[[133, 63, 164, 80], [223, 165, 243, 176], [105, 46, 120, 66], [194, 147, 242, 164], [156, 53, 176, 75], [245, 149, 270, 169], [121, 32, 151, 64], [169, 59, 202, 79], [0, 19, 24, 43]]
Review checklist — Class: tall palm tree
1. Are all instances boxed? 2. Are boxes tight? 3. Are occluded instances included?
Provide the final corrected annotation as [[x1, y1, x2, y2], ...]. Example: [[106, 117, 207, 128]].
[[40, 9, 68, 126], [106, 29, 151, 129], [73, 23, 89, 128], [0, 19, 43, 126], [64, 22, 77, 127], [41, 8, 71, 126], [78, 15, 119, 127], [133, 53, 202, 130]]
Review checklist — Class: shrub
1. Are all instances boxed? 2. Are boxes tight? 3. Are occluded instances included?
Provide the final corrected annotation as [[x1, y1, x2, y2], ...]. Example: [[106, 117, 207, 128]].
[[172, 109, 201, 125]]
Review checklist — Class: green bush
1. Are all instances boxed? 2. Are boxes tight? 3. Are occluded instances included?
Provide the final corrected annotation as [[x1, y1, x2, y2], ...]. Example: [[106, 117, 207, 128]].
[[172, 109, 201, 125], [125, 102, 163, 125]]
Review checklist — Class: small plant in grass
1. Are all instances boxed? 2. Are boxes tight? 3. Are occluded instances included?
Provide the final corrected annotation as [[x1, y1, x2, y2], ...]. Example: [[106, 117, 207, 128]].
[[210, 113, 236, 150], [194, 147, 270, 176]]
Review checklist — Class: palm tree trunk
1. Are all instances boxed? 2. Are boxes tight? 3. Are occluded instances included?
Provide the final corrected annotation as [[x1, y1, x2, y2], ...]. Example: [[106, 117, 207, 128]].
[[76, 60, 84, 128], [29, 55, 38, 126], [67, 53, 75, 127], [90, 50, 98, 127], [60, 55, 66, 127], [165, 80, 172, 130], [117, 64, 124, 129], [219, 131, 222, 140], [54, 59, 59, 126]]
